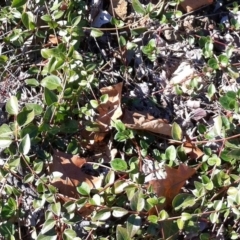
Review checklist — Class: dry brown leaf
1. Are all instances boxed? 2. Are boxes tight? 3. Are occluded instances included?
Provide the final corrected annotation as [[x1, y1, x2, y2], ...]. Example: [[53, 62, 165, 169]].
[[169, 137, 204, 160], [191, 108, 207, 121], [48, 34, 62, 45], [80, 129, 113, 162], [97, 82, 123, 131], [60, 2, 68, 10], [149, 164, 196, 212], [125, 119, 172, 137], [183, 142, 204, 160], [180, 0, 213, 12], [108, 0, 128, 20], [50, 150, 103, 198], [122, 108, 171, 136]]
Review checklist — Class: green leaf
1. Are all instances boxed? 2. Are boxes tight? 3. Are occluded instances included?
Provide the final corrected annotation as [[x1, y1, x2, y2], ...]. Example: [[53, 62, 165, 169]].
[[177, 218, 185, 230], [208, 58, 219, 70], [227, 149, 240, 159], [112, 207, 128, 218], [113, 180, 129, 194], [177, 145, 187, 161], [171, 122, 182, 141], [146, 197, 158, 207], [76, 182, 90, 196], [111, 17, 124, 27], [47, 56, 58, 73], [158, 209, 169, 220], [119, 36, 126, 46], [105, 170, 115, 185], [11, 0, 27, 8], [0, 55, 8, 65], [41, 48, 54, 58], [63, 201, 76, 213], [90, 100, 99, 108], [100, 94, 109, 104], [202, 175, 213, 190], [76, 197, 88, 210], [227, 187, 238, 196], [111, 158, 128, 171], [226, 46, 234, 58], [23, 173, 34, 183], [181, 212, 192, 221], [90, 29, 104, 38], [41, 75, 62, 90], [207, 83, 216, 99], [165, 145, 176, 162], [213, 200, 223, 211], [43, 106, 55, 122], [218, 54, 229, 67], [130, 190, 145, 211], [209, 212, 218, 223], [227, 66, 239, 79], [2, 204, 16, 218], [0, 138, 12, 148], [41, 14, 52, 22], [17, 109, 35, 127], [0, 124, 13, 138], [41, 219, 56, 234], [63, 229, 77, 240], [9, 157, 20, 169], [207, 154, 221, 166], [71, 16, 82, 27], [148, 215, 158, 223], [205, 41, 213, 52], [6, 96, 18, 115], [174, 10, 182, 18], [131, 27, 148, 37], [25, 78, 39, 87], [116, 226, 131, 240], [226, 91, 236, 99], [44, 88, 58, 106], [19, 134, 31, 155], [22, 12, 35, 30], [172, 193, 196, 211], [213, 115, 222, 136], [175, 85, 183, 95], [92, 208, 111, 221], [37, 233, 57, 240], [90, 194, 101, 205], [114, 120, 126, 132], [25, 103, 43, 115], [200, 233, 210, 240], [127, 214, 141, 237], [51, 202, 61, 216], [33, 162, 44, 174], [114, 132, 128, 142], [219, 95, 234, 110], [132, 0, 146, 15]]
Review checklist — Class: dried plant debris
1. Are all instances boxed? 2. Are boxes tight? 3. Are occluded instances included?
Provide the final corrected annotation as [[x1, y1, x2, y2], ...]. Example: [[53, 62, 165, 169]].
[[1, 0, 240, 239]]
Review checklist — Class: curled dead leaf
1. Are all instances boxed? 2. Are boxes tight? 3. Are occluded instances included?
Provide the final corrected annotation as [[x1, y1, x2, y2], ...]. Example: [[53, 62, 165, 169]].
[[122, 108, 172, 136], [125, 119, 172, 137]]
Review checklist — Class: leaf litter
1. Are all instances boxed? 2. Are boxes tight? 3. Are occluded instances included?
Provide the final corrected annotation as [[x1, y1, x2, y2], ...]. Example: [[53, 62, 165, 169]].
[[1, 0, 240, 239]]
